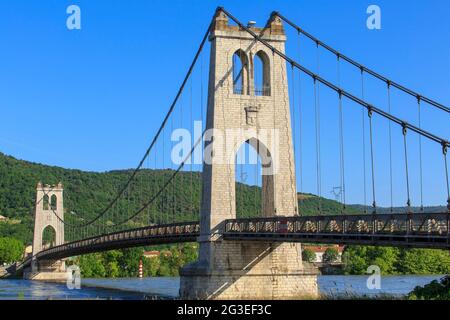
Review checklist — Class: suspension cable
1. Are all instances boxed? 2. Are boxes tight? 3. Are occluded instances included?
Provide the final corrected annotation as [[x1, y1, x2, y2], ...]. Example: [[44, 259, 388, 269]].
[[272, 48, 277, 215], [219, 8, 449, 149], [361, 69, 367, 214], [403, 124, 412, 213], [338, 90, 346, 213], [337, 55, 346, 213], [314, 77, 322, 215], [44, 10, 218, 228], [104, 129, 207, 227], [273, 11, 450, 114], [417, 96, 424, 211], [442, 143, 450, 213], [190, 75, 194, 220], [387, 81, 394, 212], [298, 32, 304, 214], [51, 128, 207, 230], [237, 42, 244, 217], [368, 108, 377, 214], [291, 64, 296, 178], [171, 93, 176, 223], [162, 125, 167, 223], [316, 42, 323, 214], [146, 155, 150, 225], [291, 63, 297, 215]]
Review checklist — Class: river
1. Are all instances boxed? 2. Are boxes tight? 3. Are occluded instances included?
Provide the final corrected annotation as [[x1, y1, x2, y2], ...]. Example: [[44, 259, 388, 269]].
[[0, 275, 444, 300]]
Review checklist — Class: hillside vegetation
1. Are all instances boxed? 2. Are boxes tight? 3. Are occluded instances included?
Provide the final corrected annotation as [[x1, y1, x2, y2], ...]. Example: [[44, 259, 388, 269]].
[[1, 152, 448, 279], [0, 152, 355, 245]]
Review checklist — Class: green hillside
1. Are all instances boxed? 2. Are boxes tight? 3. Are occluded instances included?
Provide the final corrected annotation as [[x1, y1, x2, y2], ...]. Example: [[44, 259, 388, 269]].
[[0, 152, 356, 245]]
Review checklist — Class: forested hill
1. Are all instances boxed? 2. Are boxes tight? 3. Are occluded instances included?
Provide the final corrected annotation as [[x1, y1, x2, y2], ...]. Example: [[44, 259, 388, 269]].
[[0, 152, 349, 244], [0, 152, 444, 245]]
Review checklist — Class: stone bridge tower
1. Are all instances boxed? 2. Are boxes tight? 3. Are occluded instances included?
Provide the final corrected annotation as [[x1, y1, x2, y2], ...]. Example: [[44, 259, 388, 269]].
[[24, 182, 66, 280], [180, 11, 318, 299]]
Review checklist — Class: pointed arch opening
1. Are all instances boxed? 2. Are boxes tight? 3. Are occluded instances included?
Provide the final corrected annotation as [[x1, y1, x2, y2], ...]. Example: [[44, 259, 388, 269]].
[[232, 49, 249, 95], [42, 225, 56, 250], [43, 194, 49, 211], [235, 138, 274, 218], [50, 194, 57, 210], [254, 50, 271, 96]]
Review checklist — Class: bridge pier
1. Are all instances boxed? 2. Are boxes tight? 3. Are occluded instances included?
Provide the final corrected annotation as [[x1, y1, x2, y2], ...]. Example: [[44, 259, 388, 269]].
[[24, 182, 68, 282], [180, 241, 318, 299], [180, 10, 319, 299], [23, 259, 67, 282]]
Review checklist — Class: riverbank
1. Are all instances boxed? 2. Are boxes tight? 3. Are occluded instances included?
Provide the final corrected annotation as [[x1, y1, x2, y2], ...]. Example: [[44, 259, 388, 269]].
[[0, 279, 146, 300], [0, 275, 445, 300], [48, 275, 450, 300]]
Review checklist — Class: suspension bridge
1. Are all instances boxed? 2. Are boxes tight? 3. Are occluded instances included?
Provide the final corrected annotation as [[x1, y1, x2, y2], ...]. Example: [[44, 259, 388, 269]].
[[14, 8, 449, 299]]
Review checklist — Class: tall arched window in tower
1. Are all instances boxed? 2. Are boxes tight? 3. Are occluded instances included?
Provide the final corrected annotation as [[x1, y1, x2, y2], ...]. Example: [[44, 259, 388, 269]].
[[254, 50, 271, 96], [50, 194, 57, 210], [232, 49, 249, 95], [43, 194, 49, 210]]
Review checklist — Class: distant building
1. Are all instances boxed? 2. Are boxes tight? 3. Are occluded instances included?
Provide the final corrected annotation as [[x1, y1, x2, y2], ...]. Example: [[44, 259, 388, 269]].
[[143, 250, 172, 259], [23, 245, 33, 259], [303, 245, 344, 263], [143, 250, 160, 259]]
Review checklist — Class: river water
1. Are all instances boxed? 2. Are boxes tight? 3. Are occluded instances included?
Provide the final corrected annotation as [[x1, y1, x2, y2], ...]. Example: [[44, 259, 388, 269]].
[[0, 275, 444, 300]]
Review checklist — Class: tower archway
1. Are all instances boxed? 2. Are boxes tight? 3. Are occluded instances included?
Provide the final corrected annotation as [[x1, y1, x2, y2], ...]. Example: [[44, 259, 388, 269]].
[[235, 138, 275, 218], [42, 225, 56, 250], [32, 182, 64, 256]]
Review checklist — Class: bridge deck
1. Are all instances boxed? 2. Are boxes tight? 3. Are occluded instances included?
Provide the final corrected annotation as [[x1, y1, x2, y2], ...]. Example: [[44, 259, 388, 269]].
[[224, 213, 450, 249], [18, 213, 449, 270]]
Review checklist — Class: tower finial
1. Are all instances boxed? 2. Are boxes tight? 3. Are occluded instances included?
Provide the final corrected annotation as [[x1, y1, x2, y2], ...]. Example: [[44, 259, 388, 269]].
[[266, 12, 285, 35], [214, 7, 228, 31]]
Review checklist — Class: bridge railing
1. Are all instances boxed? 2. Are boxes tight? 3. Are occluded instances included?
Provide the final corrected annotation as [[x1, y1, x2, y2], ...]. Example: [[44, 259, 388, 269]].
[[34, 221, 200, 262], [223, 213, 450, 248], [224, 213, 449, 235], [18, 213, 450, 267]]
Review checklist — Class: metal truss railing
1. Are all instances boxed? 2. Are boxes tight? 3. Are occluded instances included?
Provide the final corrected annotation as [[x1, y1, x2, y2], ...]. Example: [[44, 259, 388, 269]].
[[224, 213, 450, 248], [17, 213, 450, 270], [18, 222, 200, 269]]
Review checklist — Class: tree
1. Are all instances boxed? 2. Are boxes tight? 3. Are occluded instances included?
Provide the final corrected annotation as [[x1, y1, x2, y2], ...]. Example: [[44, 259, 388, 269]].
[[302, 248, 315, 263], [143, 256, 160, 277], [0, 237, 24, 264], [323, 248, 339, 263], [343, 246, 369, 274], [103, 250, 123, 278], [118, 247, 143, 277], [408, 276, 450, 300], [370, 247, 400, 275], [78, 253, 106, 277], [398, 249, 450, 275]]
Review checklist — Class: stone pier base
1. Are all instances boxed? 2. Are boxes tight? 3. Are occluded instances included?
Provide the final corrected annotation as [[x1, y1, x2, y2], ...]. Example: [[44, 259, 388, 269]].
[[23, 271, 68, 282], [180, 269, 318, 300], [23, 259, 67, 282], [180, 241, 319, 300]]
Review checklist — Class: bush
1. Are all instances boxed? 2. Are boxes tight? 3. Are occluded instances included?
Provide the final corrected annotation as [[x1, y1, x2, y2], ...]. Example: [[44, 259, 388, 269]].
[[302, 248, 315, 262], [0, 237, 24, 264], [342, 246, 449, 275], [408, 276, 450, 300], [323, 248, 339, 263]]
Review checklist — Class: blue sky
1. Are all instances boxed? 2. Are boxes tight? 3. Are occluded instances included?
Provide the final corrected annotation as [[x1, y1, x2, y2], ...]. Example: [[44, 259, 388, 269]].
[[0, 1, 449, 207]]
